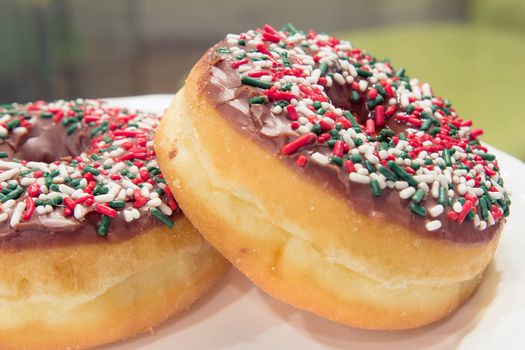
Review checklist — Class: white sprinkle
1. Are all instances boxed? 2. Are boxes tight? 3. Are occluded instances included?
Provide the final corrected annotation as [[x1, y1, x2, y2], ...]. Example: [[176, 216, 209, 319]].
[[58, 184, 75, 195], [349, 172, 370, 184], [74, 205, 86, 220], [489, 191, 504, 200], [399, 187, 416, 199], [71, 189, 88, 199], [147, 198, 162, 207], [426, 220, 442, 232], [94, 193, 114, 203], [414, 174, 434, 183], [20, 177, 36, 186], [2, 199, 15, 210], [131, 208, 140, 219], [0, 168, 20, 182], [36, 206, 46, 215], [124, 210, 134, 222], [159, 203, 173, 216], [453, 201, 462, 213], [458, 183, 467, 195], [311, 152, 329, 166], [0, 213, 8, 223], [479, 221, 487, 230], [10, 201, 26, 227], [395, 181, 409, 190], [0, 161, 23, 170], [400, 92, 410, 108], [431, 181, 440, 198], [45, 205, 53, 213], [429, 204, 444, 217]]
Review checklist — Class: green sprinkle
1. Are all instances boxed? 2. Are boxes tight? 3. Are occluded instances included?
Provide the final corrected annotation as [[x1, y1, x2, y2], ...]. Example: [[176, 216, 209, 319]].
[[151, 209, 174, 228], [364, 160, 375, 174], [348, 154, 362, 163], [238, 39, 246, 46], [477, 152, 496, 161], [398, 133, 407, 141], [311, 123, 321, 134], [1, 187, 25, 203], [421, 119, 432, 131], [66, 123, 78, 135], [83, 166, 100, 176], [350, 90, 360, 103], [281, 23, 298, 33], [280, 51, 291, 67], [40, 112, 53, 119], [395, 68, 406, 77], [438, 186, 447, 206], [442, 149, 452, 166], [319, 62, 329, 76], [331, 156, 343, 166], [343, 111, 362, 132], [215, 47, 230, 55], [248, 96, 266, 105], [91, 153, 102, 161], [387, 161, 418, 187], [479, 197, 489, 219], [98, 215, 112, 237], [109, 201, 125, 209], [412, 188, 426, 203], [370, 179, 382, 197], [409, 202, 426, 217], [356, 68, 373, 77], [6, 119, 20, 129], [378, 166, 397, 181], [241, 76, 272, 89]]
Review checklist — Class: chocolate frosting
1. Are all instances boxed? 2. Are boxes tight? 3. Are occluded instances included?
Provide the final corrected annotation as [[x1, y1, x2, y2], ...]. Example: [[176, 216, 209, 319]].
[[0, 104, 179, 251], [199, 42, 502, 245]]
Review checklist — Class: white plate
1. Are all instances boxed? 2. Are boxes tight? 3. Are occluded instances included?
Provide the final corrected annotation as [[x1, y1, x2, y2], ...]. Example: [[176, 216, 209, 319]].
[[102, 95, 525, 350]]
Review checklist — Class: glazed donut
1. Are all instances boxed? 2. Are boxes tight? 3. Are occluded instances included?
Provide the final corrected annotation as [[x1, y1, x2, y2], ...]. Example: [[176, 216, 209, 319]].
[[155, 24, 510, 330], [0, 99, 229, 349]]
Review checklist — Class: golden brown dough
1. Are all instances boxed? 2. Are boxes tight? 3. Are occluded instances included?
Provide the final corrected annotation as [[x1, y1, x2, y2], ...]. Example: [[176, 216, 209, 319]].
[[155, 26, 506, 329], [0, 215, 229, 350]]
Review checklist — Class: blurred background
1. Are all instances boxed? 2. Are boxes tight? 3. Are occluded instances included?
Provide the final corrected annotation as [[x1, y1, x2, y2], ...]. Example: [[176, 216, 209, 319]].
[[0, 0, 524, 159]]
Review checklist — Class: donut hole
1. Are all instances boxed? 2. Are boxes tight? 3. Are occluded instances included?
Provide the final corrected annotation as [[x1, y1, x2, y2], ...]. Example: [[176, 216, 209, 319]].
[[7, 118, 90, 163]]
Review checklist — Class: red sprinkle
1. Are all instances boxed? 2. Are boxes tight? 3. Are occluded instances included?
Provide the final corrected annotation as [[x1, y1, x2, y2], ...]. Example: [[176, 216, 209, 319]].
[[281, 133, 317, 155], [96, 203, 117, 218], [133, 189, 148, 208], [22, 197, 36, 221], [286, 105, 299, 121], [296, 155, 308, 167], [27, 183, 41, 197]]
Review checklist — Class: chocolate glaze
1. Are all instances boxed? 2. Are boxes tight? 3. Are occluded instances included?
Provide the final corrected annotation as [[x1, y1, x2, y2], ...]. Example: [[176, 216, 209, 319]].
[[199, 42, 502, 245], [0, 108, 179, 251]]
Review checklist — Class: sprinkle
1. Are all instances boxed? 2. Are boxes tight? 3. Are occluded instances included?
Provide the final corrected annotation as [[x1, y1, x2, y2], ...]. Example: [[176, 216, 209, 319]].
[[349, 172, 370, 184], [97, 215, 112, 236], [370, 179, 382, 196], [410, 202, 426, 217], [151, 208, 174, 228], [387, 161, 418, 187], [241, 76, 272, 89], [429, 204, 444, 217], [10, 201, 26, 227], [399, 187, 416, 199], [281, 133, 317, 155], [426, 220, 442, 231]]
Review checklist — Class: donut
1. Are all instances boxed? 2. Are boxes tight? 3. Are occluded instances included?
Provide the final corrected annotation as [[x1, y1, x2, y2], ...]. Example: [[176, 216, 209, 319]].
[[155, 24, 510, 330], [0, 99, 229, 349]]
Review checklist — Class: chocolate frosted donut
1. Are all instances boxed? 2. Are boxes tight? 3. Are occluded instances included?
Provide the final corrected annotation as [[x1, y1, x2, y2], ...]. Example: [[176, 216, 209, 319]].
[[155, 24, 510, 330], [0, 99, 229, 349]]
